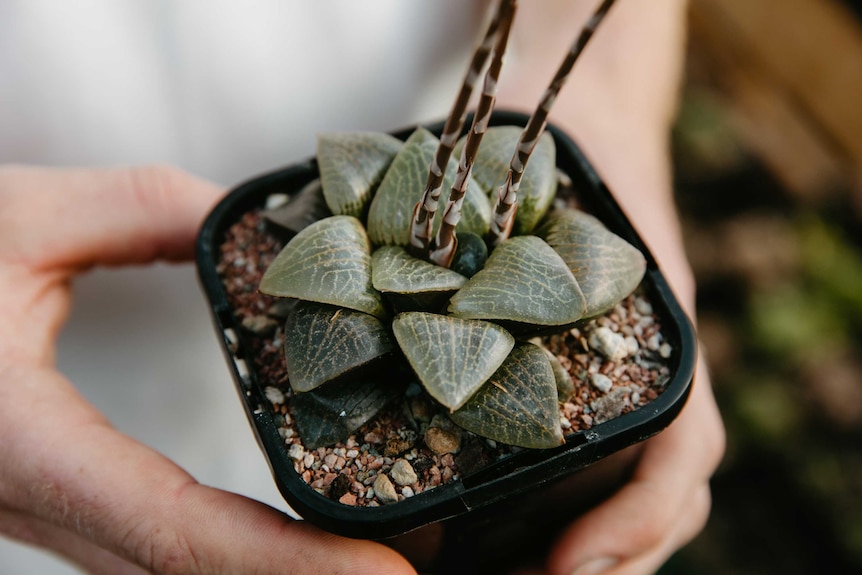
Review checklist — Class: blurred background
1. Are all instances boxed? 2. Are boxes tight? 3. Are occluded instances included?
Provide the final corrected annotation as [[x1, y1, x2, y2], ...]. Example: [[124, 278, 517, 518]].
[[663, 0, 862, 572]]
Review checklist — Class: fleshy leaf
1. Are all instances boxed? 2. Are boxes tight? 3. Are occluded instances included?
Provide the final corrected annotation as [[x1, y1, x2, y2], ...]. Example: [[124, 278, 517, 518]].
[[372, 246, 467, 311], [536, 209, 647, 317], [450, 232, 488, 278], [284, 301, 395, 393], [259, 215, 386, 318], [449, 342, 565, 449], [543, 346, 575, 400], [263, 178, 333, 236], [448, 235, 586, 325], [292, 376, 406, 449], [455, 125, 557, 235], [372, 246, 467, 294], [366, 127, 491, 246], [317, 132, 403, 218], [392, 312, 515, 411]]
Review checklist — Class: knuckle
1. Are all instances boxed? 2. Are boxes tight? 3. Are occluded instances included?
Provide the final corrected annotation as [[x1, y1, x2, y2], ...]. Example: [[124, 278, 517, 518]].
[[126, 522, 207, 575]]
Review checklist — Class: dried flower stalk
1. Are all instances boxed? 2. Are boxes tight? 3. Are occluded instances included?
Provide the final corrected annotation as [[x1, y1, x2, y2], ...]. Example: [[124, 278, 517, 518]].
[[407, 1, 507, 257], [487, 0, 618, 246], [429, 0, 518, 267]]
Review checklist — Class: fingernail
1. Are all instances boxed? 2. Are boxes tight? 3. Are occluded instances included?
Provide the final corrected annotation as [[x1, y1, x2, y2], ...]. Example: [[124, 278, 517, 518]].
[[570, 556, 618, 575]]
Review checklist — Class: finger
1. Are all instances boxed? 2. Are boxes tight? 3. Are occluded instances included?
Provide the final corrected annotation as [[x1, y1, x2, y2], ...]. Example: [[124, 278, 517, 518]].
[[547, 366, 724, 575], [1, 369, 416, 575], [0, 164, 224, 270], [600, 484, 711, 575], [0, 509, 147, 575]]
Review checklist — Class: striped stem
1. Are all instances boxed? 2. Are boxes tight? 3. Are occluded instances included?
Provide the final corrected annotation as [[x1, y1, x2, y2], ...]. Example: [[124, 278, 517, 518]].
[[407, 0, 507, 257], [429, 0, 518, 267], [487, 0, 618, 246]]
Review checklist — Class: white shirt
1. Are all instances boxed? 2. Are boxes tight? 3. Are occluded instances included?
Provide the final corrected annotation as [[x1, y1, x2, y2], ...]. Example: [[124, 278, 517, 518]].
[[0, 2, 485, 572]]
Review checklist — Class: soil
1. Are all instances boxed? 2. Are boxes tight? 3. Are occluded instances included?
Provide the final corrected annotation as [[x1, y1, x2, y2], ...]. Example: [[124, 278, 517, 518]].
[[216, 205, 672, 508]]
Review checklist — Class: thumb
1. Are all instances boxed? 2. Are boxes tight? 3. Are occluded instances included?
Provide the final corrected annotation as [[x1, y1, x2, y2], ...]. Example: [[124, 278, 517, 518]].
[[1, 368, 416, 575], [0, 164, 224, 270]]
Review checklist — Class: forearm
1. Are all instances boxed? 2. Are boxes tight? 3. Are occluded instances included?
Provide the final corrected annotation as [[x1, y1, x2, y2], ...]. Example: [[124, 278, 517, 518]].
[[499, 0, 695, 313]]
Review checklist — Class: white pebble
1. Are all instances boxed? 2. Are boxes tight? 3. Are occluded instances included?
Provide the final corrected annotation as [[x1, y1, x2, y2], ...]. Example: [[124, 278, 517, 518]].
[[402, 486, 415, 498], [346, 449, 359, 459], [647, 334, 661, 351], [659, 342, 673, 358], [590, 373, 613, 393], [288, 443, 305, 462], [625, 336, 640, 355], [265, 193, 290, 209], [264, 386, 285, 405], [635, 298, 653, 316], [589, 327, 629, 362], [303, 454, 314, 468], [390, 459, 418, 486]]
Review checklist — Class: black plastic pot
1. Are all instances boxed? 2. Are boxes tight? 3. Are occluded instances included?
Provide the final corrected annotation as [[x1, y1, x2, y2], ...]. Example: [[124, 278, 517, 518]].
[[195, 111, 697, 573]]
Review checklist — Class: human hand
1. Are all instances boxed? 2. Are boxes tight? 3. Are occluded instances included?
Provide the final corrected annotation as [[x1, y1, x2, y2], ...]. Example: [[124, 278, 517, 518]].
[[499, 1, 726, 574], [0, 165, 416, 575]]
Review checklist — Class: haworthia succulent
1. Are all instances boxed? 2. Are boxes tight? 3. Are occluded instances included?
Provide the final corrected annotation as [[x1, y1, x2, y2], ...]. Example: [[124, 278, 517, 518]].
[[456, 126, 557, 236], [448, 235, 586, 325], [392, 312, 514, 411], [536, 208, 646, 317], [284, 301, 395, 393], [449, 342, 564, 449], [317, 132, 402, 218], [366, 128, 490, 247], [259, 215, 386, 319]]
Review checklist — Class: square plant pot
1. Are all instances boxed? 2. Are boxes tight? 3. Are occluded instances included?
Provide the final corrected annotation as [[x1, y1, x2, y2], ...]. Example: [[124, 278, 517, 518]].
[[195, 110, 696, 573]]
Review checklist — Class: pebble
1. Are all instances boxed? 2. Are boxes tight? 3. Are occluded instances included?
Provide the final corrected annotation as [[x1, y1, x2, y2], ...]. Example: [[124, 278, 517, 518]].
[[659, 342, 673, 358], [592, 386, 631, 423], [264, 386, 285, 405], [390, 459, 418, 486], [635, 298, 653, 316], [338, 492, 358, 506], [267, 299, 295, 320], [423, 415, 462, 454], [373, 474, 399, 504], [590, 373, 614, 393], [241, 314, 279, 336], [288, 443, 304, 462], [265, 193, 290, 209], [589, 327, 629, 362], [402, 486, 415, 498]]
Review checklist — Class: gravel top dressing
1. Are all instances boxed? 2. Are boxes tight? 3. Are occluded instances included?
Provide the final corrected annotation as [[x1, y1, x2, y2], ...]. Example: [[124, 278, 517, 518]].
[[217, 207, 672, 508]]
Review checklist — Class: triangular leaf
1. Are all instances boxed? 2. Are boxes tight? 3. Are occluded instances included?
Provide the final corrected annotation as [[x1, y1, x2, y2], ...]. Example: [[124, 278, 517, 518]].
[[392, 312, 515, 411], [450, 342, 565, 449], [284, 301, 395, 393], [366, 127, 491, 246], [263, 178, 333, 236], [372, 246, 467, 294], [536, 209, 647, 317], [259, 215, 386, 318], [317, 132, 403, 218], [372, 245, 468, 311], [448, 235, 586, 325], [456, 125, 557, 235], [292, 376, 406, 449]]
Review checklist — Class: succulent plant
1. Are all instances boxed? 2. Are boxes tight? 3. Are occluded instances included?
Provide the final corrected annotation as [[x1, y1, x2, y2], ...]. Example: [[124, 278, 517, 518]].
[[258, 0, 640, 451]]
